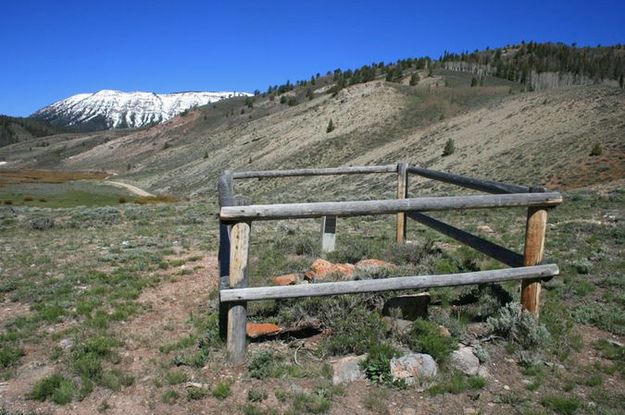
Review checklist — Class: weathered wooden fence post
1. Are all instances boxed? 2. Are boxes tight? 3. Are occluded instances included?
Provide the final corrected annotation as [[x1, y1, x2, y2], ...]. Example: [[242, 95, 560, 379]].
[[521, 187, 548, 316], [227, 221, 251, 364], [217, 171, 234, 339], [396, 162, 408, 242], [321, 216, 337, 253]]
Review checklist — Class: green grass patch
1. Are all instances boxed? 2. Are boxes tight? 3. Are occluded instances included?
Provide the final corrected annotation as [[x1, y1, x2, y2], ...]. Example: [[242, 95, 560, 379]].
[[405, 318, 457, 363], [161, 389, 179, 404], [0, 345, 24, 368], [187, 386, 209, 401], [361, 343, 404, 387], [29, 373, 76, 404], [165, 369, 188, 385], [540, 394, 581, 415], [289, 392, 332, 414], [212, 378, 233, 400], [248, 387, 268, 402], [428, 372, 486, 395]]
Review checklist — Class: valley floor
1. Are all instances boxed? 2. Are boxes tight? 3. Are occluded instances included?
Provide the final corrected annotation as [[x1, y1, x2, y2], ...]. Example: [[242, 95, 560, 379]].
[[1, 180, 624, 415]]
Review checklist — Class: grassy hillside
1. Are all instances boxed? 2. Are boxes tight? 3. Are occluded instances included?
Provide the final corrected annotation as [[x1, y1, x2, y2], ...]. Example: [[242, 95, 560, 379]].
[[5, 68, 617, 203], [0, 115, 66, 148]]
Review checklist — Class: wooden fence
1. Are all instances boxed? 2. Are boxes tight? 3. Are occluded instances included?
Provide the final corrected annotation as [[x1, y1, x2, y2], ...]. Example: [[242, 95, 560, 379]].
[[217, 163, 562, 363]]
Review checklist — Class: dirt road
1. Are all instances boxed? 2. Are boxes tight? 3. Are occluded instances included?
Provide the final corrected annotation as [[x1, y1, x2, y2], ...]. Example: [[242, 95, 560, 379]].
[[104, 180, 154, 197]]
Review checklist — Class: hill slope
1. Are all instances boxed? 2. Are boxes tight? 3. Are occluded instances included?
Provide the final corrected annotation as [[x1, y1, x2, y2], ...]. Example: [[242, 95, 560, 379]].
[[56, 71, 625, 199], [2, 66, 624, 204], [0, 115, 65, 148]]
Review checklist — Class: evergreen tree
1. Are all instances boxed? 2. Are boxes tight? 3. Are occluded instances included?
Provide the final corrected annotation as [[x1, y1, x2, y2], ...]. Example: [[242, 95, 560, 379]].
[[442, 138, 455, 156], [326, 119, 335, 133], [409, 73, 420, 86]]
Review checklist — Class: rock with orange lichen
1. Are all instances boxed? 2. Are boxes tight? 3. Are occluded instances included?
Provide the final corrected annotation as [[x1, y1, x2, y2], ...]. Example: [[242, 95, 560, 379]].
[[273, 273, 300, 286], [305, 259, 355, 281], [246, 322, 281, 338]]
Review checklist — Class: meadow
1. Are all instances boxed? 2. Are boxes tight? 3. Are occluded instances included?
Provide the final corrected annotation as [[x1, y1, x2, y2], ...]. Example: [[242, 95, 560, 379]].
[[1, 178, 624, 414]]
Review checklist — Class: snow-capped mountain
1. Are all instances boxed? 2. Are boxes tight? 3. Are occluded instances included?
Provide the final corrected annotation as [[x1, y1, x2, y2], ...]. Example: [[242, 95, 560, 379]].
[[32, 89, 252, 130]]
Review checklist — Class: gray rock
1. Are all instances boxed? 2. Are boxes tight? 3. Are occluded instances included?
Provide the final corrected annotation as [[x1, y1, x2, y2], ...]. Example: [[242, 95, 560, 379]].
[[382, 293, 430, 320], [58, 338, 73, 350], [332, 354, 367, 385], [450, 346, 480, 376], [383, 317, 413, 335], [390, 353, 438, 385]]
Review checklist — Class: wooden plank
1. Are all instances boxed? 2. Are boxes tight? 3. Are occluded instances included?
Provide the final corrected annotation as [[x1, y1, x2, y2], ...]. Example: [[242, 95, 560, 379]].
[[407, 166, 530, 194], [217, 170, 234, 339], [320, 216, 337, 253], [521, 188, 549, 316], [220, 264, 559, 302], [226, 222, 251, 364], [232, 164, 397, 179], [407, 212, 524, 267], [396, 162, 408, 243], [220, 192, 562, 221]]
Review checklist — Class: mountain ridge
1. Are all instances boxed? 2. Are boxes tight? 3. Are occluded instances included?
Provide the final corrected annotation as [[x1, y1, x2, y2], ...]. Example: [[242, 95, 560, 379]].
[[31, 89, 253, 131]]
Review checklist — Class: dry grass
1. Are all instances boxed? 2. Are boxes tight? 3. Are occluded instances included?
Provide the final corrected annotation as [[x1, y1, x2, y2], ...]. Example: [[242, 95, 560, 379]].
[[0, 169, 108, 186]]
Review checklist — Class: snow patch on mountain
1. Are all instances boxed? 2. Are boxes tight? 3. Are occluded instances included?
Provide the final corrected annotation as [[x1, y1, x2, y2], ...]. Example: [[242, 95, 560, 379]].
[[32, 89, 252, 129]]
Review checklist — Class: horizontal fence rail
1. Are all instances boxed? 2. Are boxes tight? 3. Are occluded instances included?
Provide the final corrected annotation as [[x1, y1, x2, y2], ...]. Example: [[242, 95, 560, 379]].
[[232, 164, 397, 179], [220, 264, 559, 302], [407, 212, 525, 267], [220, 192, 562, 221], [407, 166, 531, 194]]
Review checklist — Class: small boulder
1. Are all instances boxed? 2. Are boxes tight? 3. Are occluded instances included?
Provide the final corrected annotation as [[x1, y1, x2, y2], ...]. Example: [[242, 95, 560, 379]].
[[390, 353, 438, 385], [333, 263, 355, 278], [58, 338, 73, 350], [273, 273, 300, 286], [382, 293, 430, 320], [305, 259, 354, 281], [246, 322, 281, 338], [449, 346, 480, 376], [332, 354, 367, 385], [383, 317, 413, 335], [309, 259, 334, 277]]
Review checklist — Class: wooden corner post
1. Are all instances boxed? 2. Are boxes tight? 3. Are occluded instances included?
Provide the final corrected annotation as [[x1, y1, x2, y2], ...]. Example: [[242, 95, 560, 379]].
[[521, 187, 548, 316], [396, 162, 408, 242], [227, 221, 251, 364], [218, 171, 234, 339]]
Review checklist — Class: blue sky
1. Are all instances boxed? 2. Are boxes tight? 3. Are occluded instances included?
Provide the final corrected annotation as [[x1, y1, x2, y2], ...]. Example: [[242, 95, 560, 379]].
[[1, 0, 624, 116]]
